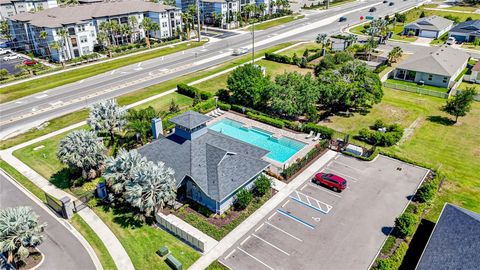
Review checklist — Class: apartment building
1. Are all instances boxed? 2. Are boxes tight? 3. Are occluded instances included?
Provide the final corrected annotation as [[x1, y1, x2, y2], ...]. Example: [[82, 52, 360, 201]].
[[0, 0, 57, 20], [7, 0, 182, 62]]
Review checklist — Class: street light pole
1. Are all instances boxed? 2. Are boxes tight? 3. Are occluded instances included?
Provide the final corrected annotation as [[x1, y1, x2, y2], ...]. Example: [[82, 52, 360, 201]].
[[252, 5, 255, 64], [197, 0, 201, 42]]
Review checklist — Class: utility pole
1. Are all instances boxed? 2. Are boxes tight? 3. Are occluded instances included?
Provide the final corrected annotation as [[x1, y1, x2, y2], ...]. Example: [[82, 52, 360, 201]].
[[326, 0, 329, 10], [197, 0, 201, 42]]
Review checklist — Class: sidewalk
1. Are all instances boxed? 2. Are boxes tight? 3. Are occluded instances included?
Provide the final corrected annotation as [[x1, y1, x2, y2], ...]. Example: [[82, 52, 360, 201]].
[[0, 150, 135, 270], [189, 150, 338, 269]]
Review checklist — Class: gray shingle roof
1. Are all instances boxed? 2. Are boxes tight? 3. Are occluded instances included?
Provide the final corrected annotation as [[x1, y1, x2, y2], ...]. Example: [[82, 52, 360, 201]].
[[404, 16, 453, 32], [396, 45, 469, 77], [450, 20, 480, 35], [9, 0, 177, 28], [416, 203, 480, 270], [169, 111, 212, 130], [138, 129, 270, 202]]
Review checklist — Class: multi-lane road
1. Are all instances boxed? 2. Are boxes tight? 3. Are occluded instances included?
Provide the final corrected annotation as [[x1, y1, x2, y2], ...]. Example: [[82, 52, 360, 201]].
[[0, 0, 435, 139]]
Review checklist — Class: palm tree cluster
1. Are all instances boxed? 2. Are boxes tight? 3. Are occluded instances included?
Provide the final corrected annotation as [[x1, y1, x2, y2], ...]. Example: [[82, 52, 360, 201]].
[[0, 207, 46, 267], [387, 46, 403, 64], [104, 149, 177, 216], [98, 16, 144, 50]]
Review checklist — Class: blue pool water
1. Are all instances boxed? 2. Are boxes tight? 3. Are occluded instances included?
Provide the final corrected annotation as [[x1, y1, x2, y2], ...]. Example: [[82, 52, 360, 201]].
[[209, 118, 306, 163]]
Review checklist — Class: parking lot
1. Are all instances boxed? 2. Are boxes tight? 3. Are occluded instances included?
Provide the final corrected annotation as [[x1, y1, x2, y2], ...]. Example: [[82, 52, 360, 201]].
[[220, 154, 429, 270], [0, 52, 26, 74]]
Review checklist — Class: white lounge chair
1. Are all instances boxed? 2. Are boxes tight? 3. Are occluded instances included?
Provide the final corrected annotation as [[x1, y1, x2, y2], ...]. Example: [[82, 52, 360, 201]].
[[312, 133, 320, 141], [305, 131, 314, 139], [218, 108, 225, 114], [213, 108, 221, 117]]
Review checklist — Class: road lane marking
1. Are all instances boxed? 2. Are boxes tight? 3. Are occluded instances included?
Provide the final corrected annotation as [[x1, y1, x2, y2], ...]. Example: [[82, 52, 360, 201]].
[[252, 234, 290, 256], [238, 247, 274, 270], [35, 94, 48, 99], [276, 209, 315, 229], [265, 221, 303, 242]]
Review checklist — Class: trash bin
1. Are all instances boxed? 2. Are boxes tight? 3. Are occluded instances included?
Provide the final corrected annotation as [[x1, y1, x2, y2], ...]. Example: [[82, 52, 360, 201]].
[[96, 182, 107, 199]]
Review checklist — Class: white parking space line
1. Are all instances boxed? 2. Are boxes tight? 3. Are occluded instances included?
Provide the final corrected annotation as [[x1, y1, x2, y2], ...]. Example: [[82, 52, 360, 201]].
[[255, 223, 265, 232], [268, 212, 277, 221], [333, 160, 363, 171], [240, 235, 251, 246], [282, 200, 289, 208], [252, 234, 290, 256], [305, 183, 342, 198], [322, 168, 359, 182], [224, 249, 236, 260], [265, 221, 303, 242], [290, 190, 333, 214], [238, 247, 274, 270]]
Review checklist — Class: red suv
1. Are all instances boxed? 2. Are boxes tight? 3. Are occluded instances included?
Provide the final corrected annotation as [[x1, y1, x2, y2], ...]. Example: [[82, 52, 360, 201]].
[[313, 173, 347, 192]]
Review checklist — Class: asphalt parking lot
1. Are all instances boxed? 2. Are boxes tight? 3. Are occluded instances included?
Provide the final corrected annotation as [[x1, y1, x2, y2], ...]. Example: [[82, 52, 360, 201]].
[[220, 154, 429, 270], [0, 53, 26, 74]]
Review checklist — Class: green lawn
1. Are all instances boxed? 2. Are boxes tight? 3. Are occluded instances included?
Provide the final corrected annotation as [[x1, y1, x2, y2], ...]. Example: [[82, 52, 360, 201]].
[[457, 81, 480, 91], [350, 23, 417, 42], [443, 5, 479, 12], [0, 43, 295, 150], [386, 79, 449, 93], [91, 203, 200, 270], [461, 42, 480, 51], [0, 159, 47, 203], [71, 215, 117, 270], [247, 15, 305, 31], [322, 88, 480, 222], [206, 261, 229, 270], [0, 41, 206, 104], [278, 42, 322, 58]]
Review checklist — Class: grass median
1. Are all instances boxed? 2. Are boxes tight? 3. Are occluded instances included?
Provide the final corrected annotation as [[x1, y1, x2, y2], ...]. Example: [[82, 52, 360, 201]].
[[0, 41, 206, 103], [246, 15, 305, 31], [1, 42, 295, 150]]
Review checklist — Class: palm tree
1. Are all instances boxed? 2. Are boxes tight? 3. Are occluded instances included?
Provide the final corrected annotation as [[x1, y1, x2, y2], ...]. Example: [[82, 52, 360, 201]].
[[259, 3, 267, 17], [316, 33, 329, 49], [140, 17, 160, 48], [49, 40, 62, 63], [87, 99, 127, 144], [57, 130, 107, 179], [128, 16, 138, 43], [126, 106, 158, 143], [38, 30, 52, 60], [104, 149, 147, 194], [0, 206, 46, 267], [125, 160, 176, 216], [388, 46, 403, 64], [181, 12, 192, 40], [56, 27, 71, 62]]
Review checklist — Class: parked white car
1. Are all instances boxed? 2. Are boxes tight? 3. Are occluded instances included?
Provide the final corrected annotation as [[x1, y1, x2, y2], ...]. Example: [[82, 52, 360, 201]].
[[232, 48, 249, 56], [3, 54, 20, 61], [446, 37, 456, 45], [0, 48, 10, 55]]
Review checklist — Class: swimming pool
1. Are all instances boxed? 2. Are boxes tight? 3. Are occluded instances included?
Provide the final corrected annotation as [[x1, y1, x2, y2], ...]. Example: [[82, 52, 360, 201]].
[[209, 118, 306, 163]]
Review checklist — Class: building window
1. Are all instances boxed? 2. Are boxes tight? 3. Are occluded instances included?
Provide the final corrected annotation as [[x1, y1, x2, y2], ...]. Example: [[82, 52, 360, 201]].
[[82, 46, 90, 54], [79, 35, 87, 43], [77, 25, 85, 32], [90, 30, 95, 37], [68, 27, 75, 35], [162, 22, 167, 28], [7, 12, 14, 16], [428, 74, 433, 81], [443, 77, 448, 83], [71, 37, 78, 47], [120, 17, 128, 24]]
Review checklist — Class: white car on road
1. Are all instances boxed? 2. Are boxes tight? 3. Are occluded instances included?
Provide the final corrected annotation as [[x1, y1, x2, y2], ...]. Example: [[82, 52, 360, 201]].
[[0, 48, 11, 55], [3, 54, 20, 61], [232, 47, 249, 56]]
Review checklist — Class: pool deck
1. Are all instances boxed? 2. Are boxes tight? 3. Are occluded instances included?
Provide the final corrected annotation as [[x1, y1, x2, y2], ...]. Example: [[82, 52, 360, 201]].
[[207, 112, 317, 170]]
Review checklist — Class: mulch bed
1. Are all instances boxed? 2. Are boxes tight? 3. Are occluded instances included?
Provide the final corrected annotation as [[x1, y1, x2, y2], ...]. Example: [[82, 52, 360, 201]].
[[16, 248, 43, 270]]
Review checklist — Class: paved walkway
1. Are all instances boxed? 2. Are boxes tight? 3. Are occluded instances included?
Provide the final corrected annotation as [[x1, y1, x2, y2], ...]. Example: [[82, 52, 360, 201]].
[[189, 150, 338, 269], [0, 151, 135, 270]]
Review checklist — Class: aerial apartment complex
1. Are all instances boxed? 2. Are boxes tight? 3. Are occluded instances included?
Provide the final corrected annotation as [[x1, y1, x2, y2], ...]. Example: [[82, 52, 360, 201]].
[[6, 0, 182, 62], [0, 0, 57, 20]]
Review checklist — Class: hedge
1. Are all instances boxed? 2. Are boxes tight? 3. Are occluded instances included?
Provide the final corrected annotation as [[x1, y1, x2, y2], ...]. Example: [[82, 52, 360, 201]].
[[177, 83, 212, 100], [246, 112, 285, 128], [265, 52, 293, 64], [372, 242, 408, 270], [282, 141, 328, 179], [217, 101, 231, 111], [301, 123, 334, 140], [193, 98, 216, 114], [394, 213, 418, 238]]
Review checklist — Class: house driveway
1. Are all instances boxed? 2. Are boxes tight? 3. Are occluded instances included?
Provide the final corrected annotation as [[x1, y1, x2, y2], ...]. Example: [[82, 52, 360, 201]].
[[0, 172, 97, 270], [412, 37, 434, 46]]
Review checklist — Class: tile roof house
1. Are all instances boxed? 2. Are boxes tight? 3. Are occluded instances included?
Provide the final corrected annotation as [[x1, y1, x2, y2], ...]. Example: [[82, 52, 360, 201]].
[[449, 20, 480, 42], [416, 203, 480, 270], [402, 16, 454, 38], [393, 45, 469, 88], [138, 111, 270, 214]]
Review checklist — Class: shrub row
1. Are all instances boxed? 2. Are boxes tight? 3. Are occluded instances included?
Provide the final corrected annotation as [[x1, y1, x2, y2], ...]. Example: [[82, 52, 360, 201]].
[[246, 112, 285, 128], [217, 101, 231, 111], [193, 98, 216, 114], [282, 141, 328, 179], [264, 52, 293, 64], [358, 122, 403, 147], [372, 242, 409, 270], [177, 83, 213, 100], [301, 122, 334, 140], [306, 51, 323, 62]]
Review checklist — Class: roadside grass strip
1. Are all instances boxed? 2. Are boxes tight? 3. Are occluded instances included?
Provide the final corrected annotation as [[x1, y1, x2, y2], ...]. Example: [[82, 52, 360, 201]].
[[289, 190, 333, 214], [276, 209, 315, 229]]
